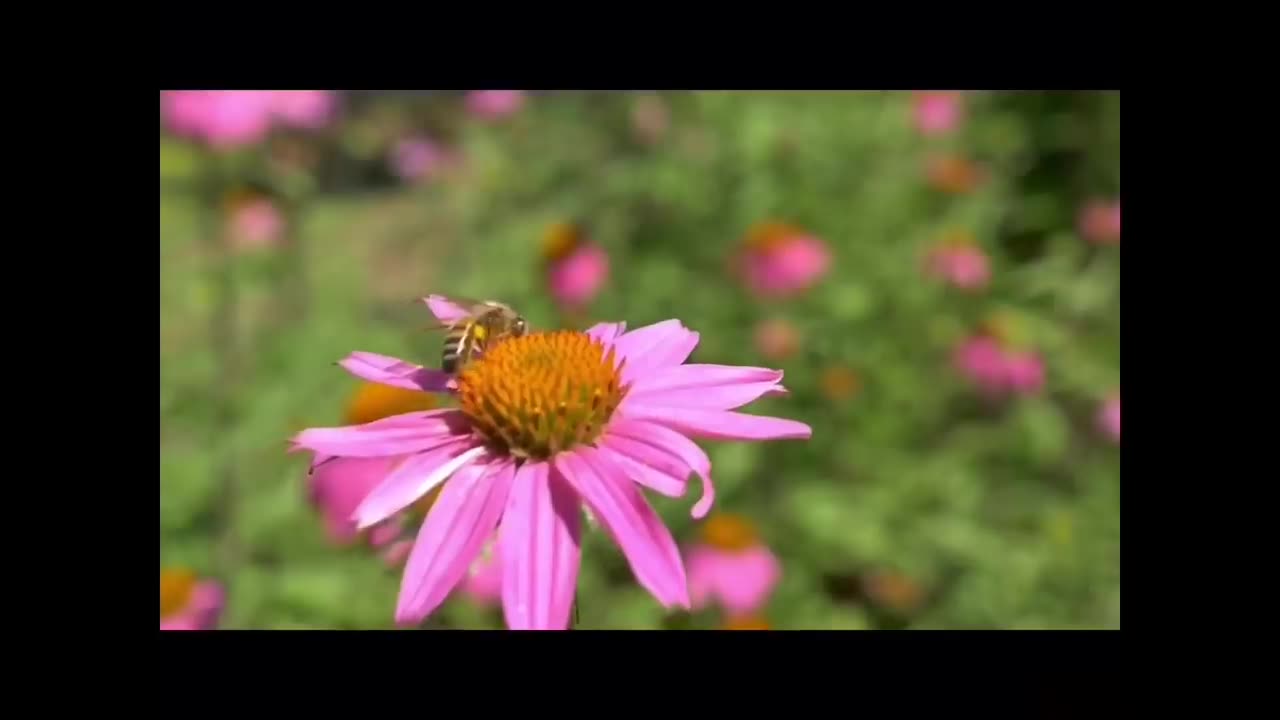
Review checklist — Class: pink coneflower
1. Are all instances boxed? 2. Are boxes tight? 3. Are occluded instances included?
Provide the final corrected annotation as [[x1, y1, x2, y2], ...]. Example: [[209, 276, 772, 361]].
[[269, 90, 337, 130], [161, 90, 337, 149], [465, 90, 525, 120], [290, 296, 812, 630], [160, 568, 224, 630], [541, 222, 609, 311], [1078, 199, 1121, 245], [226, 194, 285, 251], [686, 513, 781, 616], [1098, 392, 1120, 443], [924, 231, 991, 291], [388, 136, 448, 183], [754, 318, 801, 361], [735, 221, 832, 298], [953, 318, 1045, 397], [458, 536, 504, 606], [912, 91, 964, 135], [161, 90, 277, 149]]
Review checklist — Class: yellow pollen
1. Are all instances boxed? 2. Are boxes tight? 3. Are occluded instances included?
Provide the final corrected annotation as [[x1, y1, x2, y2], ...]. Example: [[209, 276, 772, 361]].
[[456, 330, 627, 460], [160, 568, 197, 619], [541, 221, 583, 263], [723, 614, 771, 630], [700, 513, 759, 552], [345, 382, 438, 426], [745, 221, 803, 253]]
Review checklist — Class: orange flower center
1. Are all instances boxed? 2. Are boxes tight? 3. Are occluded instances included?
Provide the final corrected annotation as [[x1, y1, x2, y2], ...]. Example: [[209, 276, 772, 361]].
[[700, 513, 759, 551], [160, 568, 197, 619], [723, 614, 771, 630], [345, 382, 438, 426], [541, 222, 583, 263], [457, 330, 628, 460], [745, 221, 803, 253]]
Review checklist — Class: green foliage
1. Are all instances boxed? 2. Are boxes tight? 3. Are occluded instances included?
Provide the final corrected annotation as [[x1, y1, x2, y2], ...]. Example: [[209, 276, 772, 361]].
[[159, 91, 1120, 629]]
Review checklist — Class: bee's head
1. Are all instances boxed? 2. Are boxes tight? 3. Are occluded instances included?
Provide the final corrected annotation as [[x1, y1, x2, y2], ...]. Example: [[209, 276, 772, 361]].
[[512, 317, 529, 335]]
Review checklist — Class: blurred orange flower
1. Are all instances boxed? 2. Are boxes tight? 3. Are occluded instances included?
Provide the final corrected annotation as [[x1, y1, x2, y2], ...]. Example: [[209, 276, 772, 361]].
[[925, 155, 983, 194]]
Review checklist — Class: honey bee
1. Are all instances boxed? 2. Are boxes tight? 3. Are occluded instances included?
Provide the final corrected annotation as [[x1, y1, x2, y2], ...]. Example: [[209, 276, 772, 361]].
[[425, 296, 530, 375]]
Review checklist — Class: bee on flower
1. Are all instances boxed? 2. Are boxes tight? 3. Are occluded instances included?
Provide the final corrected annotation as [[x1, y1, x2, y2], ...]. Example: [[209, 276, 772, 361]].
[[290, 295, 812, 630]]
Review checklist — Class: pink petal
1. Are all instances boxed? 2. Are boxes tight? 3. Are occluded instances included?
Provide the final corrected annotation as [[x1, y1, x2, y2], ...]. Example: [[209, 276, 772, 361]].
[[423, 295, 474, 325], [607, 418, 715, 518], [629, 364, 784, 393], [612, 320, 700, 381], [602, 435, 692, 483], [500, 461, 583, 630], [594, 445, 686, 498], [308, 455, 402, 543], [713, 547, 782, 615], [394, 460, 514, 626], [586, 321, 627, 345], [353, 443, 487, 529], [290, 411, 468, 458], [338, 352, 453, 393], [556, 452, 690, 609], [625, 381, 786, 411], [622, 406, 812, 441]]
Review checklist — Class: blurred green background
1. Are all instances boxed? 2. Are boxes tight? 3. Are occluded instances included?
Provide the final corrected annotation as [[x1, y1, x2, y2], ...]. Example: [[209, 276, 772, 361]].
[[159, 90, 1120, 630]]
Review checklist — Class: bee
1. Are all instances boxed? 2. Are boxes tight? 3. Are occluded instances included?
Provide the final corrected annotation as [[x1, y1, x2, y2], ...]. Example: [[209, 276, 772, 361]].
[[426, 297, 530, 375]]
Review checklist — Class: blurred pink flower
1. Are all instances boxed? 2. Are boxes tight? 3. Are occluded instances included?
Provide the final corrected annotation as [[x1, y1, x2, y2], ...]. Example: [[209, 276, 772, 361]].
[[307, 382, 441, 547], [160, 568, 224, 630], [686, 514, 781, 616], [953, 337, 1007, 395], [161, 90, 336, 149], [269, 90, 336, 129], [162, 91, 276, 149], [289, 298, 811, 630], [309, 455, 406, 548], [736, 221, 832, 298], [458, 537, 504, 606], [465, 90, 525, 120], [1098, 392, 1120, 443], [1079, 199, 1121, 245], [754, 318, 801, 361], [912, 91, 963, 135], [924, 232, 990, 290], [228, 197, 285, 251], [542, 222, 609, 310], [1002, 351, 1045, 394], [389, 137, 447, 183], [953, 334, 1045, 397]]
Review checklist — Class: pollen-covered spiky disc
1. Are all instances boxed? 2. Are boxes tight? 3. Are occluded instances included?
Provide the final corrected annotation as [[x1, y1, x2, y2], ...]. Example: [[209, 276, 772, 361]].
[[700, 514, 759, 551], [456, 330, 628, 460]]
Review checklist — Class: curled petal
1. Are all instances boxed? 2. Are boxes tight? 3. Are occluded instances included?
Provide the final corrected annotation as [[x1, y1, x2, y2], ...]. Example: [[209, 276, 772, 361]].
[[598, 438, 688, 497], [501, 461, 583, 630], [591, 445, 685, 498], [621, 406, 813, 441], [353, 443, 486, 530], [608, 419, 715, 518], [394, 460, 514, 626], [556, 452, 690, 609], [339, 352, 453, 393]]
